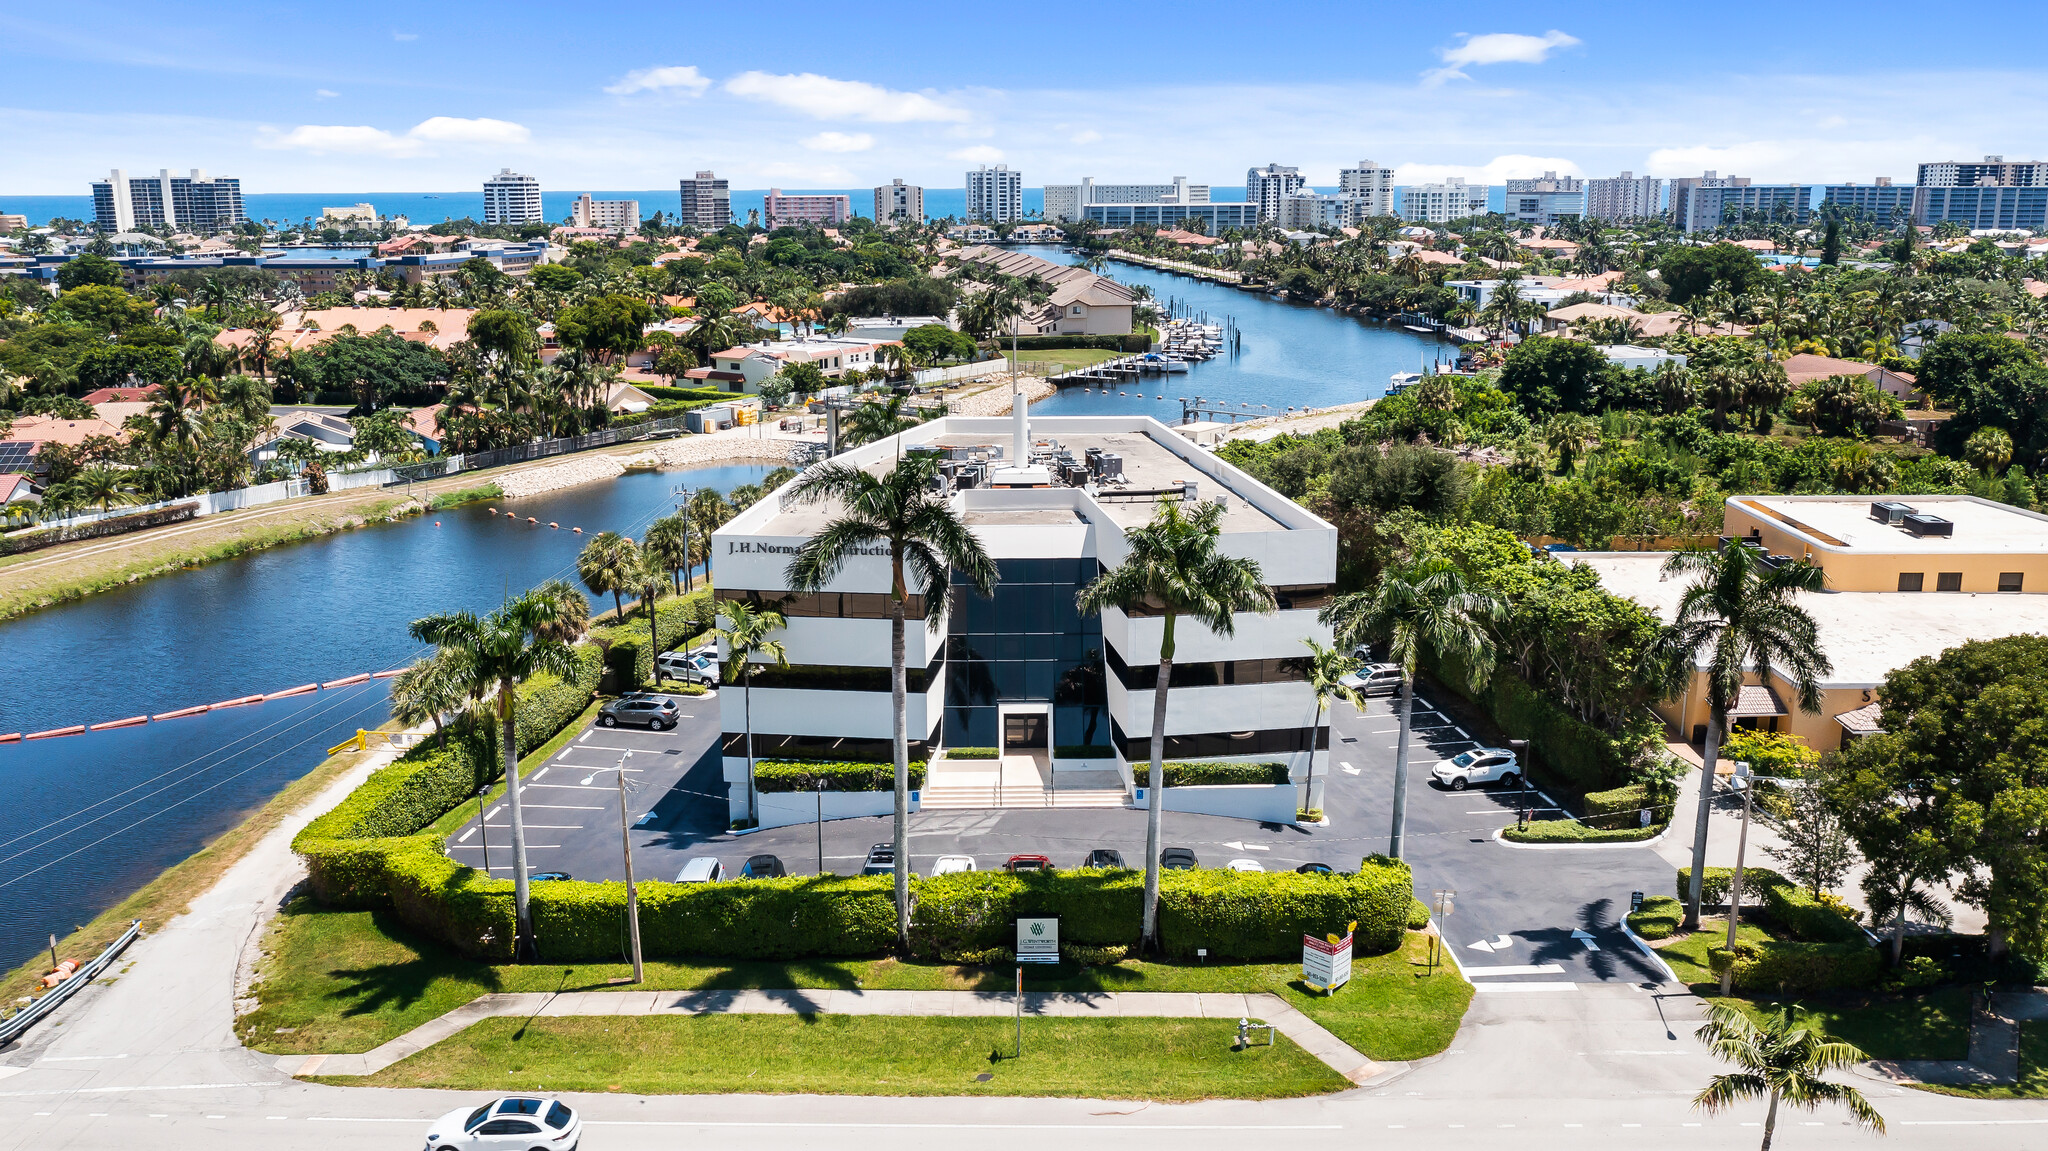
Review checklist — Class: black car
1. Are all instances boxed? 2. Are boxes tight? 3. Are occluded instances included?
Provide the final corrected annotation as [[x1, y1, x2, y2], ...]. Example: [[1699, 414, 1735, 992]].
[[1295, 862, 1334, 875], [1083, 848, 1127, 869], [740, 854, 786, 879], [598, 696, 679, 730], [861, 843, 896, 876], [1160, 847, 1199, 870]]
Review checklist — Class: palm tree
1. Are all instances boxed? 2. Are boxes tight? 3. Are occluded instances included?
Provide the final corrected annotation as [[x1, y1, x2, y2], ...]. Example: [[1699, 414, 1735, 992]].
[[715, 600, 789, 823], [1543, 413, 1598, 473], [409, 590, 581, 959], [1966, 425, 2014, 476], [388, 649, 472, 745], [1657, 545, 1832, 930], [1693, 1003, 1884, 1150], [840, 393, 936, 447], [784, 453, 998, 948], [633, 547, 669, 686], [1299, 638, 1364, 818], [1321, 557, 1503, 859], [73, 468, 136, 515], [643, 513, 692, 594], [686, 489, 736, 584], [529, 578, 589, 645], [1077, 500, 1274, 949], [576, 531, 640, 624]]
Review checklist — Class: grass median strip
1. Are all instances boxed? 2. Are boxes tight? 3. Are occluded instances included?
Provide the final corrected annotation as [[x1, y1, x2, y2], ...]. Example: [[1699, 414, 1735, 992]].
[[321, 1014, 1350, 1099], [242, 906, 1466, 1062]]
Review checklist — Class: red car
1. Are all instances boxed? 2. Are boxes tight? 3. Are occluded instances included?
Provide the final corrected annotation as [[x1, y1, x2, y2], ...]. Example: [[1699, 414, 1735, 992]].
[[1004, 854, 1053, 873]]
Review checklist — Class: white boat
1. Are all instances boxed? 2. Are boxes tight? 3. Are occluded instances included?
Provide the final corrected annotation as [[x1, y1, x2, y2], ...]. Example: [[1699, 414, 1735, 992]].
[[1387, 371, 1423, 396], [1164, 360, 1191, 372]]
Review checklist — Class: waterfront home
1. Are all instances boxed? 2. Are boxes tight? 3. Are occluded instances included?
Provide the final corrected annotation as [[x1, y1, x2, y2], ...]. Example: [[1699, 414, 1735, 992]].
[[0, 415, 128, 474]]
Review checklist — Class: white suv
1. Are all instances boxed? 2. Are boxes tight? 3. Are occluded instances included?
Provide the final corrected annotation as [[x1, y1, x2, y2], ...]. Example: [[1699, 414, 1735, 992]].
[[1340, 663, 1404, 697], [656, 648, 719, 684], [1432, 747, 1521, 791]]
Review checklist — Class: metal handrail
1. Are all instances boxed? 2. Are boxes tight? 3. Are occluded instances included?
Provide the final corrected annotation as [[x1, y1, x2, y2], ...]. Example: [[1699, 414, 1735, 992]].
[[0, 919, 141, 1045]]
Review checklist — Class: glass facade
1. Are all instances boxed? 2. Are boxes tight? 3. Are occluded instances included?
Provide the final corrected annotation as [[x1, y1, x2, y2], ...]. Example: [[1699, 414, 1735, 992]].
[[943, 558, 1107, 752]]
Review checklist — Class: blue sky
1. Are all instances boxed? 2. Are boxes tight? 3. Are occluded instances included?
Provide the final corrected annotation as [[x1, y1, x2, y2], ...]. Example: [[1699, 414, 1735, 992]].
[[5, 1, 2048, 194]]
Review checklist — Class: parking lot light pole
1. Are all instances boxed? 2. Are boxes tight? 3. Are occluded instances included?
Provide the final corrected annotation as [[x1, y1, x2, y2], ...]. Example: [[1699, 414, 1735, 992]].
[[816, 779, 828, 875], [615, 751, 644, 983], [476, 786, 491, 874]]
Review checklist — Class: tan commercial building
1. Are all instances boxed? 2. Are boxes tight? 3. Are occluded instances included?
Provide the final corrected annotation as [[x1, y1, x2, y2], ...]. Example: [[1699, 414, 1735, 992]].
[[1579, 494, 2048, 754]]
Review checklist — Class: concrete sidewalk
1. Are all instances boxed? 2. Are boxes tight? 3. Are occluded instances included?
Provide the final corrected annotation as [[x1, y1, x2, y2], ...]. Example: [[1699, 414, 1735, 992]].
[[277, 988, 1390, 1085]]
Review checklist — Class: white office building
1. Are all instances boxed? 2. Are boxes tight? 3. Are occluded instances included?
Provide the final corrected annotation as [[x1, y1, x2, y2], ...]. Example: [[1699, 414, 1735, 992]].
[[710, 406, 1338, 827], [1246, 164, 1306, 221], [1338, 160, 1395, 218], [90, 169, 245, 231], [1043, 177, 1209, 223], [1585, 172, 1664, 222], [1400, 178, 1488, 224], [1277, 193, 1362, 230], [482, 169, 543, 226], [678, 171, 731, 230], [965, 164, 1024, 223], [874, 179, 924, 224], [570, 193, 639, 231], [1504, 172, 1585, 228]]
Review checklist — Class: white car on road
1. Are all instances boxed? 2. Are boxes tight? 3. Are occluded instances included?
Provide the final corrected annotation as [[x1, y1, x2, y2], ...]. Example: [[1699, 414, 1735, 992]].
[[932, 855, 977, 874], [1226, 858, 1266, 872], [425, 1096, 580, 1151], [1431, 747, 1522, 791]]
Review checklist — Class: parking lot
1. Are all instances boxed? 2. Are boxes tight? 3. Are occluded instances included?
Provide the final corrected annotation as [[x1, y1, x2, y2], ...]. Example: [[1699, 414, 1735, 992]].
[[447, 682, 1674, 988]]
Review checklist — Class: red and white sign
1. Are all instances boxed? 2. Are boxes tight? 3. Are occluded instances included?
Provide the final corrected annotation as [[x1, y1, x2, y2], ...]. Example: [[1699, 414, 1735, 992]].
[[1302, 931, 1353, 990]]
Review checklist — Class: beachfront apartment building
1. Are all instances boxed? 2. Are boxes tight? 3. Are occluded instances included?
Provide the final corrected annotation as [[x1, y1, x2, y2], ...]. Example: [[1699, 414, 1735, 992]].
[[874, 179, 924, 224], [1817, 178, 1913, 224], [678, 171, 732, 230], [1584, 173, 1663, 222], [1911, 159, 2048, 230], [1080, 202, 1260, 233], [1400, 178, 1488, 224], [764, 190, 851, 230], [482, 169, 543, 226], [570, 194, 640, 231], [709, 406, 1338, 827], [1670, 173, 1811, 233], [965, 165, 1024, 223], [1338, 161, 1395, 218], [1580, 494, 2048, 753], [1504, 172, 1585, 227], [1043, 177, 1209, 223], [1246, 164, 1305, 221], [91, 169, 245, 232]]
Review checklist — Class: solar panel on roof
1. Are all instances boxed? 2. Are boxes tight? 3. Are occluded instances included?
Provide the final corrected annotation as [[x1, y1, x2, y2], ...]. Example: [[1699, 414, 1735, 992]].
[[0, 442, 37, 471]]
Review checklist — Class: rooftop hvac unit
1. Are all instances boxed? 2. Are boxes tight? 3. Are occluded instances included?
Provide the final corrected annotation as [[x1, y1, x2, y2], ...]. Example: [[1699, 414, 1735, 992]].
[[1872, 501, 1917, 525], [1902, 514, 1953, 538]]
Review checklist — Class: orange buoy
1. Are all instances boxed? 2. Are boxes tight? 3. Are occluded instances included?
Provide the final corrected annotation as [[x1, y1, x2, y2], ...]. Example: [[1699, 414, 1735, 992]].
[[487, 507, 496, 514], [549, 522, 559, 529], [572, 527, 583, 533], [526, 516, 537, 524], [434, 521, 441, 527]]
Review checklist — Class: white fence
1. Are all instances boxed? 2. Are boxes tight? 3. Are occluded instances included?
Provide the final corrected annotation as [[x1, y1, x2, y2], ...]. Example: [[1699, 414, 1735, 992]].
[[14, 464, 403, 535], [912, 358, 1008, 385]]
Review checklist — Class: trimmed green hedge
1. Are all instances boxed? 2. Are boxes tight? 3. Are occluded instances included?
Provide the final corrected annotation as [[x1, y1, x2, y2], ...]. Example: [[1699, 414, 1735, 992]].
[[529, 875, 898, 961], [1407, 898, 1432, 930], [1501, 818, 1663, 843], [1583, 783, 1652, 830], [754, 760, 928, 793], [1677, 866, 1740, 907], [946, 747, 998, 759], [1709, 940, 1882, 993], [998, 334, 1151, 353], [1753, 870, 1866, 945], [588, 590, 714, 687], [1628, 895, 1683, 940], [907, 860, 1416, 961], [640, 385, 740, 403], [1160, 760, 1290, 787]]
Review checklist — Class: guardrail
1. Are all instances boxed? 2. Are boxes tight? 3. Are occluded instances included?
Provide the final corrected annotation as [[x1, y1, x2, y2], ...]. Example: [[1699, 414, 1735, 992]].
[[0, 919, 140, 1046]]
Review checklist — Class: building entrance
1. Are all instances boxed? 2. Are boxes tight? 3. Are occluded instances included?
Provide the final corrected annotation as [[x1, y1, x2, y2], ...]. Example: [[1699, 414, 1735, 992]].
[[1003, 712, 1048, 751]]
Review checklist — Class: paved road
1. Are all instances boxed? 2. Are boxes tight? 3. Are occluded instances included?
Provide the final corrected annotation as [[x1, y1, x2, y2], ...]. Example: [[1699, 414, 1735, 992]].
[[457, 688, 1682, 990]]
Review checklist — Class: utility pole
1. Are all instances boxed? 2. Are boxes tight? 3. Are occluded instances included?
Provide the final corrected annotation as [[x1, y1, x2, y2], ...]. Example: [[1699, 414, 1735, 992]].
[[614, 751, 644, 983], [672, 484, 691, 591], [1719, 764, 1756, 998], [476, 785, 491, 874]]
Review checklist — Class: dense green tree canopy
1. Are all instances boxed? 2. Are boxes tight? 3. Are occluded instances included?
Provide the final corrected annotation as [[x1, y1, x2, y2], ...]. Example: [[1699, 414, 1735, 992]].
[[1657, 242, 1764, 304]]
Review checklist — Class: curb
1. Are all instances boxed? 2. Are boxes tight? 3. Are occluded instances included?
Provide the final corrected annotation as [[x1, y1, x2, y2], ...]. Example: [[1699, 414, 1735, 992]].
[[1619, 915, 1681, 985]]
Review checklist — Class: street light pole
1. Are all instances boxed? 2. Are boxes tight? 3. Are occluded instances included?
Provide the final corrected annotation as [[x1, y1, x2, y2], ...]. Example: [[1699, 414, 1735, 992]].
[[1719, 766, 1756, 998], [614, 750, 644, 983], [815, 778, 827, 875], [476, 785, 491, 875]]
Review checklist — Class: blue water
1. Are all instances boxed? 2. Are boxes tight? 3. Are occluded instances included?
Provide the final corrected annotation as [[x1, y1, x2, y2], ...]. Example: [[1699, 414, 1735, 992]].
[[1022, 246, 1449, 420], [2, 185, 1284, 229], [0, 464, 769, 966], [266, 247, 372, 259]]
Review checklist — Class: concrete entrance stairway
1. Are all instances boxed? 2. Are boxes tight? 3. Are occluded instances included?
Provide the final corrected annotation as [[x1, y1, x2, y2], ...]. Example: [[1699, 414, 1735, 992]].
[[920, 754, 1128, 810]]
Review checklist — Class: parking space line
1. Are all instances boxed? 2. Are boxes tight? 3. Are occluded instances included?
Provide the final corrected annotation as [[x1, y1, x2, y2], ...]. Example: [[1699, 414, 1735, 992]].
[[524, 804, 606, 810], [532, 767, 549, 780], [524, 783, 613, 791], [458, 827, 476, 842], [450, 845, 562, 851], [471, 823, 583, 829]]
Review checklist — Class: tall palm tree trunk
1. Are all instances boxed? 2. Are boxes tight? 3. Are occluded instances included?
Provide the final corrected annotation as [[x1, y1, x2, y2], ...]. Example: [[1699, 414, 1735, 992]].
[[498, 686, 534, 959], [1143, 615, 1176, 951], [1760, 1086, 1781, 1151], [889, 574, 911, 950], [1685, 710, 1728, 930], [1389, 660, 1417, 858]]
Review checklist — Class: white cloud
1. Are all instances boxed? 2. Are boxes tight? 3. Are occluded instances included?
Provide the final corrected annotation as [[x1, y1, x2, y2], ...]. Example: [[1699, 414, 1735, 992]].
[[260, 116, 530, 157], [802, 131, 874, 153], [1426, 30, 1580, 85], [605, 65, 711, 97], [949, 145, 1005, 164], [314, 89, 339, 99], [1392, 154, 1583, 185], [725, 71, 970, 123], [1070, 129, 1101, 145], [407, 116, 531, 145], [391, 31, 418, 41]]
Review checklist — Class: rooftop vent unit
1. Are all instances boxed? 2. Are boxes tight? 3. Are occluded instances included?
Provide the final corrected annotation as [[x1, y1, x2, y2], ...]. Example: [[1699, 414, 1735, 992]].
[[1902, 513, 1953, 538], [1872, 501, 1917, 525]]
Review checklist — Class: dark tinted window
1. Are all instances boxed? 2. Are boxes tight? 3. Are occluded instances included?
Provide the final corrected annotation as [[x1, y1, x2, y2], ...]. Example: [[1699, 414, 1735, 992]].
[[466, 1104, 492, 1130], [546, 1102, 574, 1129], [1897, 572, 1924, 592], [1937, 572, 1963, 592], [498, 1099, 543, 1115], [2001, 572, 2025, 593]]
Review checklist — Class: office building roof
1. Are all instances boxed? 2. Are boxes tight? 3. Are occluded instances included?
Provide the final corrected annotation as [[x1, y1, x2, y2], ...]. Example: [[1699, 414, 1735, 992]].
[[1732, 494, 2048, 555]]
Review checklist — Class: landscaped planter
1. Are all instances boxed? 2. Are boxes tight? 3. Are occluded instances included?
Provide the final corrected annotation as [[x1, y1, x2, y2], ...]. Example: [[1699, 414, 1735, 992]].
[[1135, 783, 1299, 824]]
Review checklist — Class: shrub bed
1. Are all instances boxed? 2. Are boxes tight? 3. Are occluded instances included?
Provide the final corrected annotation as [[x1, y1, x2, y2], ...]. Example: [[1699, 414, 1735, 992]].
[[588, 590, 713, 687], [0, 503, 198, 556], [1501, 818, 1664, 844], [946, 747, 998, 759], [1709, 940, 1883, 993], [529, 875, 898, 961], [1160, 761, 1290, 787], [1427, 655, 1653, 791], [754, 760, 928, 793], [1628, 895, 1683, 940], [1582, 783, 1652, 830]]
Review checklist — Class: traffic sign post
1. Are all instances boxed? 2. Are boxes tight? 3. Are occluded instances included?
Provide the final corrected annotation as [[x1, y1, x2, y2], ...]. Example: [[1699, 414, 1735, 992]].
[[1430, 890, 1456, 975]]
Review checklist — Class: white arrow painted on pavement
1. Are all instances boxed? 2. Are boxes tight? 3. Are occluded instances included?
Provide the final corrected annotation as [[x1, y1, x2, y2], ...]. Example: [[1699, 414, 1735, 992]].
[[1341, 761, 1359, 775], [1467, 933, 1514, 952], [1571, 929, 1602, 952]]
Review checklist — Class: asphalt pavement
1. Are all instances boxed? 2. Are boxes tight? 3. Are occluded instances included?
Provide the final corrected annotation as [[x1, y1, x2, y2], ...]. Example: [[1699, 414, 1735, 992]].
[[450, 685, 1675, 989]]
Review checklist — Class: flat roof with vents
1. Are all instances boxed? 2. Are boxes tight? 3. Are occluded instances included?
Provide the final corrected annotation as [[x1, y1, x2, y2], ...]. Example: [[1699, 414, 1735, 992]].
[[1730, 494, 2048, 555]]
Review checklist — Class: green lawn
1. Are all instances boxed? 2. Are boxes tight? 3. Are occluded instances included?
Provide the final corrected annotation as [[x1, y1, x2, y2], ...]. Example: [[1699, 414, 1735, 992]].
[[328, 1014, 1348, 1099], [243, 903, 1468, 1063], [1655, 917, 1778, 987], [1921, 1023, 2048, 1099], [1004, 349, 1124, 372]]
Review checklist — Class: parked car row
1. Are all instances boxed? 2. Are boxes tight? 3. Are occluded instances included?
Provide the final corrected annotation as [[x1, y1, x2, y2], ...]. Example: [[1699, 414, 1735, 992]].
[[662, 847, 1343, 883]]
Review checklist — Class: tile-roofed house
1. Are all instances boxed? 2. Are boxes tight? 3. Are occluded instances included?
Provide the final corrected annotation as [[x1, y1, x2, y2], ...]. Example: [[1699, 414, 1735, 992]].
[[1781, 353, 1920, 401], [79, 385, 160, 405], [216, 308, 477, 358], [0, 473, 38, 506]]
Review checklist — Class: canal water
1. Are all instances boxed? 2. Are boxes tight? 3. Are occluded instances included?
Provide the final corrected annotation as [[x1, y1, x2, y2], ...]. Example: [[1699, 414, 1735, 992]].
[[0, 258, 1444, 969], [1022, 246, 1449, 422], [0, 465, 770, 966]]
